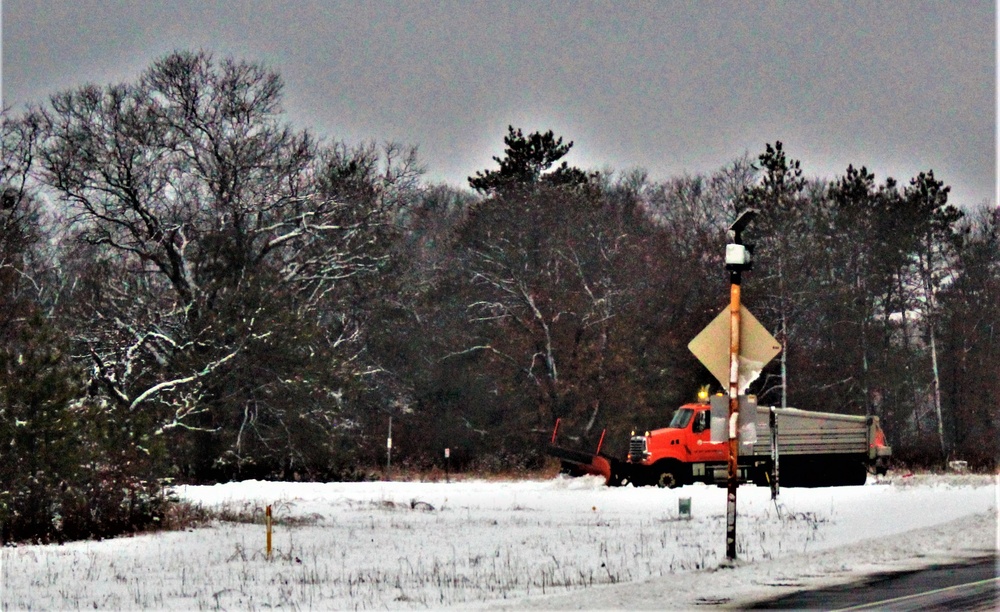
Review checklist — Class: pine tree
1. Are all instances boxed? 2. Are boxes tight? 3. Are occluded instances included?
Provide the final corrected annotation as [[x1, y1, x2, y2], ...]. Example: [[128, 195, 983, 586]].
[[468, 126, 590, 194]]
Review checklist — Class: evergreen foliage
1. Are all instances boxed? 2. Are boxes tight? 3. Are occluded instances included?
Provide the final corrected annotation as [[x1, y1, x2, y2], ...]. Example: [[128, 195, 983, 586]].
[[468, 126, 590, 193]]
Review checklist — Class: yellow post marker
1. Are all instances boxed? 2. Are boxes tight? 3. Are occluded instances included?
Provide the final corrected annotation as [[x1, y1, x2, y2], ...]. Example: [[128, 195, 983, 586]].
[[265, 504, 273, 560]]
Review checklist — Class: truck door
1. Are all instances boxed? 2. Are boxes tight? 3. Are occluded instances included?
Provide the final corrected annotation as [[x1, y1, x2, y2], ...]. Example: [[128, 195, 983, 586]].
[[688, 408, 725, 461]]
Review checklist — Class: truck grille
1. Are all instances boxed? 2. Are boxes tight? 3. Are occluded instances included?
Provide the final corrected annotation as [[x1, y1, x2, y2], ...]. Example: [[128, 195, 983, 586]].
[[629, 436, 647, 461]]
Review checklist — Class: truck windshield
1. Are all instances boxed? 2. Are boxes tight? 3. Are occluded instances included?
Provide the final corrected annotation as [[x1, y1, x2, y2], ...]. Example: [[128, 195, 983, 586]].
[[669, 408, 694, 429]]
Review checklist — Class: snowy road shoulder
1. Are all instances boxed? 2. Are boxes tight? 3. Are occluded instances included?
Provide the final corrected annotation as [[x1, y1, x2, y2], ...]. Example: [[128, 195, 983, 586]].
[[480, 505, 998, 610]]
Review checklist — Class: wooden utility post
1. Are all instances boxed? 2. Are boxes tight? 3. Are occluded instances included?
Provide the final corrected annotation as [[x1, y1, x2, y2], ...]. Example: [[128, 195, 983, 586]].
[[724, 209, 757, 562], [265, 504, 273, 560], [726, 274, 742, 560], [689, 209, 779, 564]]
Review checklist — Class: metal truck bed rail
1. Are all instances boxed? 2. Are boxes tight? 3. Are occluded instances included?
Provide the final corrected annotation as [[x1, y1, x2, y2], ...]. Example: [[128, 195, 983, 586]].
[[752, 407, 872, 456]]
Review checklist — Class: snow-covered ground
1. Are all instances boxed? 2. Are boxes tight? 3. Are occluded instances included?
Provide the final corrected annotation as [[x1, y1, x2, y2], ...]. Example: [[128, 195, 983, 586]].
[[2, 473, 996, 610]]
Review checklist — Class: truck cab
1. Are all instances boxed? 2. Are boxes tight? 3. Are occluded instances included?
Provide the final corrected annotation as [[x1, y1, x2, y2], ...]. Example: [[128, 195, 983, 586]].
[[627, 403, 725, 486]]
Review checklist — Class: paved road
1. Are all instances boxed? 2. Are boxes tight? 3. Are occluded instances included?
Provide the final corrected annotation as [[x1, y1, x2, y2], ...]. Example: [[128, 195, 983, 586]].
[[748, 556, 998, 610]]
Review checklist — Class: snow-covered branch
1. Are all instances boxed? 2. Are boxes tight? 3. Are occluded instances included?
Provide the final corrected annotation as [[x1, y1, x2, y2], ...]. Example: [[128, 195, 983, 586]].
[[129, 349, 239, 411]]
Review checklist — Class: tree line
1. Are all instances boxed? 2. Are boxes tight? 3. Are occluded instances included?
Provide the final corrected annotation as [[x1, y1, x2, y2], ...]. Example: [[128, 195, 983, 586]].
[[2, 52, 997, 542]]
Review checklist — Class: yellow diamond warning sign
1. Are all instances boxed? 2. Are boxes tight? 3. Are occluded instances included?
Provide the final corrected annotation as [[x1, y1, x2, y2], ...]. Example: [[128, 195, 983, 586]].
[[688, 306, 781, 392]]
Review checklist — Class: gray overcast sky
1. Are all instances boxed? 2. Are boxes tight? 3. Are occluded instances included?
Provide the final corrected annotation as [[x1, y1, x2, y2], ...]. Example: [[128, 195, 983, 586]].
[[3, 0, 996, 207]]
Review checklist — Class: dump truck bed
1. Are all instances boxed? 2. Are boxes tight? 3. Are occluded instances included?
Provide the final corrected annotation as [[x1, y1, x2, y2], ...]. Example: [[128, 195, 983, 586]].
[[752, 407, 874, 456]]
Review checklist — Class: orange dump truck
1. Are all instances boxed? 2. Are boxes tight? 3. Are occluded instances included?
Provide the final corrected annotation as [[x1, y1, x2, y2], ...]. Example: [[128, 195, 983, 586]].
[[548, 395, 891, 488]]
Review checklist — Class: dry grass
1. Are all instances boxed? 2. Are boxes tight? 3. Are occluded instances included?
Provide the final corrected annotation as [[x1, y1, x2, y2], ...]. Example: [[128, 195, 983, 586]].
[[376, 458, 564, 483]]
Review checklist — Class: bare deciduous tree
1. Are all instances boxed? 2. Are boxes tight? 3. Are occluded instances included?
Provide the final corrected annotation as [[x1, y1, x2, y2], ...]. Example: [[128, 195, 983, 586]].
[[31, 51, 421, 477]]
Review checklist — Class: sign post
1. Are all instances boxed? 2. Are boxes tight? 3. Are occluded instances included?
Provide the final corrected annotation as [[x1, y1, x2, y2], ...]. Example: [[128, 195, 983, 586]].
[[265, 504, 273, 560], [725, 267, 742, 561], [386, 416, 393, 477], [688, 209, 783, 563], [723, 209, 756, 562]]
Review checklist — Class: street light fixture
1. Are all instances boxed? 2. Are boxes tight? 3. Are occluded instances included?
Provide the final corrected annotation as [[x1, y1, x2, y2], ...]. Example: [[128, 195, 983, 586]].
[[726, 209, 757, 272]]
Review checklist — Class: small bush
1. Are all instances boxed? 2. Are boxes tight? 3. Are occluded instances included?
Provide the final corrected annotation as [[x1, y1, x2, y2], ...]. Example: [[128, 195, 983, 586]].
[[2, 473, 172, 544]]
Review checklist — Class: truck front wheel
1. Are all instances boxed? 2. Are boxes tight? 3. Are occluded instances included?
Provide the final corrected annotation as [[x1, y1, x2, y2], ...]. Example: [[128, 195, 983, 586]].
[[654, 464, 684, 489], [657, 472, 678, 488]]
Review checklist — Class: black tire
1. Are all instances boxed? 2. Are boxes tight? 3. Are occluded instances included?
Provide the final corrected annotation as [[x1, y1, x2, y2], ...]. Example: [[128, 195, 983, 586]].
[[826, 458, 868, 486], [845, 460, 869, 485], [657, 472, 676, 488], [655, 465, 683, 489]]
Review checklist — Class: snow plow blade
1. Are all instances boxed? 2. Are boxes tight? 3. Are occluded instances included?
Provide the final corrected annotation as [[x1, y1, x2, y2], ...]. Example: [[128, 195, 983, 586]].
[[546, 420, 628, 486], [547, 444, 613, 482]]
